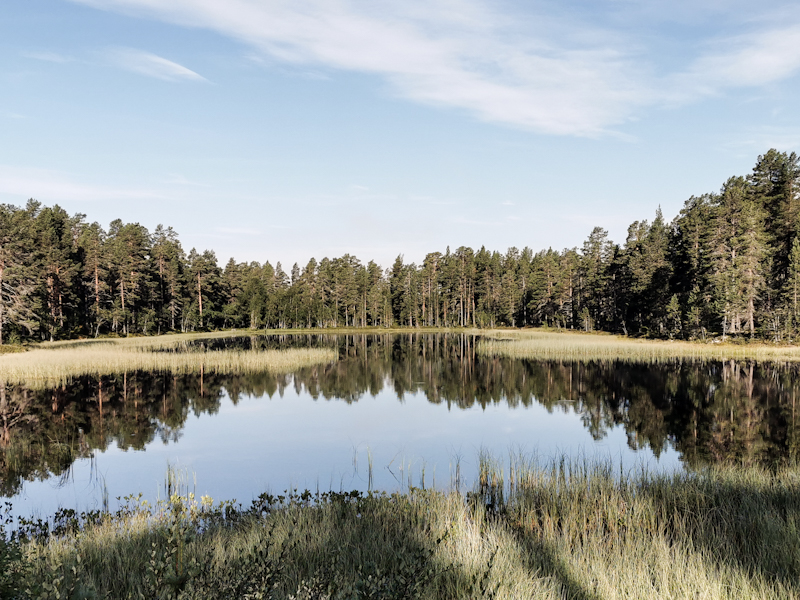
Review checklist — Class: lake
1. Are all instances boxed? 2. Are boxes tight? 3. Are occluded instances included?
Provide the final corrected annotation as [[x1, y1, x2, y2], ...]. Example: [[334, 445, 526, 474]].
[[3, 333, 798, 517]]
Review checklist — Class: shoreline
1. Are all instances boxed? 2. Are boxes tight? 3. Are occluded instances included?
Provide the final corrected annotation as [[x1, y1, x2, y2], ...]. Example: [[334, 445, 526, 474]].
[[3, 457, 798, 599]]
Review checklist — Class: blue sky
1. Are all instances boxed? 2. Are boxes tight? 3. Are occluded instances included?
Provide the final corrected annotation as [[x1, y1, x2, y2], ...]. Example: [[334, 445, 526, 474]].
[[3, 0, 800, 269]]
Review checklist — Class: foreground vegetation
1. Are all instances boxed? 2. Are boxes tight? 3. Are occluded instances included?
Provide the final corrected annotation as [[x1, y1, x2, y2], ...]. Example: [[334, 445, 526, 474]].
[[479, 328, 800, 362], [2, 457, 798, 599], [0, 332, 336, 388]]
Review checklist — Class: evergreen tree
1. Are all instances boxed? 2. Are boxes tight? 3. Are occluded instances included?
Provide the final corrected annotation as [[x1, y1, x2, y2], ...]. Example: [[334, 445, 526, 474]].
[[4, 149, 800, 342], [787, 237, 800, 335], [619, 209, 672, 336], [0, 203, 38, 344], [708, 177, 768, 338], [77, 222, 108, 337], [749, 150, 800, 283], [578, 227, 613, 331], [389, 255, 419, 326], [151, 225, 185, 333], [672, 194, 715, 338], [365, 260, 387, 326], [34, 205, 82, 340], [187, 249, 223, 330], [107, 220, 152, 335], [419, 252, 441, 327]]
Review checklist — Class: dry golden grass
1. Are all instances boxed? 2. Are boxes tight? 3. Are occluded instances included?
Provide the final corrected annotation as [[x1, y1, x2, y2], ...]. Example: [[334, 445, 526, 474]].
[[15, 458, 799, 599], [0, 333, 336, 388], [39, 329, 268, 350], [478, 328, 800, 362]]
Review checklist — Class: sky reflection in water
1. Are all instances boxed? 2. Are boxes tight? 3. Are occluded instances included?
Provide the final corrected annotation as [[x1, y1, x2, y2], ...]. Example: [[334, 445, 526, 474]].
[[7, 332, 796, 517], [14, 383, 680, 517]]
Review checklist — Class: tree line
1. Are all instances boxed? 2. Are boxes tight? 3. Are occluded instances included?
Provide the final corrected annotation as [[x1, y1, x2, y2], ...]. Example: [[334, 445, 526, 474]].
[[2, 149, 800, 343]]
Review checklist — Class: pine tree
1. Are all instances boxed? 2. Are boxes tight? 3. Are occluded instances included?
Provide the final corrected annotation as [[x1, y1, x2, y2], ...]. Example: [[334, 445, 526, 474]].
[[620, 209, 672, 336], [34, 205, 83, 340], [578, 227, 613, 331], [107, 220, 152, 335], [199, 250, 224, 329], [787, 237, 800, 335], [749, 149, 800, 282], [748, 150, 800, 337], [0, 204, 38, 344], [151, 225, 186, 332], [672, 194, 715, 338], [77, 222, 108, 336], [708, 177, 768, 338], [365, 260, 387, 326], [420, 253, 441, 327], [666, 294, 681, 339]]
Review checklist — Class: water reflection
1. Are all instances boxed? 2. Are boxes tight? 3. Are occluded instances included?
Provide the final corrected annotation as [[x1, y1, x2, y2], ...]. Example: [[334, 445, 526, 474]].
[[1, 333, 799, 499]]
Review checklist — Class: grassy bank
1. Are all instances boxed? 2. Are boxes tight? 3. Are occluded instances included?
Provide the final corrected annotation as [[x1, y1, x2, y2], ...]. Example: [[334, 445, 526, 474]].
[[3, 457, 798, 599], [0, 328, 467, 388], [478, 328, 800, 363], [7, 327, 797, 387], [0, 332, 337, 388]]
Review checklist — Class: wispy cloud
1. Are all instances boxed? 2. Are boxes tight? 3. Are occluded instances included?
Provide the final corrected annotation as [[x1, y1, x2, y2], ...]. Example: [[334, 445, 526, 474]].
[[106, 47, 207, 82], [163, 173, 210, 187], [22, 50, 74, 63], [70, 0, 800, 135], [669, 22, 800, 102], [722, 125, 800, 155], [0, 165, 171, 202], [68, 0, 646, 135]]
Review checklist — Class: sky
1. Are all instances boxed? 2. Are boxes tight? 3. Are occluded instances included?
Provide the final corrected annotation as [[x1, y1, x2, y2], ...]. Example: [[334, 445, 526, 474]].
[[4, 0, 800, 270]]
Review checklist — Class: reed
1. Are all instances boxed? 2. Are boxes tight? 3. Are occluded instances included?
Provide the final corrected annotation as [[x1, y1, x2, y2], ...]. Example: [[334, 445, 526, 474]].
[[474, 452, 800, 599], [0, 334, 336, 388], [478, 328, 800, 362], [6, 456, 798, 599]]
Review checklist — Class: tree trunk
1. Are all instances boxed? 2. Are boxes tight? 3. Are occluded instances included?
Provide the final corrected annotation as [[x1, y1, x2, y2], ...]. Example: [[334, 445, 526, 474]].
[[197, 272, 203, 328], [0, 263, 4, 345], [94, 262, 100, 333]]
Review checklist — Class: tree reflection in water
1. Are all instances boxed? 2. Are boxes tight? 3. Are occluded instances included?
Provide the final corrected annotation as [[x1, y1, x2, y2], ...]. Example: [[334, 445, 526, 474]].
[[2, 333, 798, 497]]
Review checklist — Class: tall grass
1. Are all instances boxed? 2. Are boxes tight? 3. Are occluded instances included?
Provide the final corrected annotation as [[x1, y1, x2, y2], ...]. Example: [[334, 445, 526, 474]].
[[0, 334, 336, 388], [478, 328, 800, 362], [474, 452, 800, 599], [5, 456, 799, 599]]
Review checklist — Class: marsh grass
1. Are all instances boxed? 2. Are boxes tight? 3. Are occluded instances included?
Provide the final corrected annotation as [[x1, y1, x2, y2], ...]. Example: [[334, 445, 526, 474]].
[[0, 345, 25, 355], [478, 328, 800, 363], [0, 333, 336, 388], [474, 453, 800, 599], [5, 456, 799, 599]]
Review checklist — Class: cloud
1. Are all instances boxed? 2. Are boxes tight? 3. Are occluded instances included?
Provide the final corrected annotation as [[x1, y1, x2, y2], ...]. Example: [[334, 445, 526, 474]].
[[722, 125, 800, 154], [70, 0, 800, 135], [106, 47, 207, 82], [22, 51, 74, 63], [0, 166, 171, 202], [670, 22, 800, 102], [70, 0, 645, 135], [163, 173, 210, 187]]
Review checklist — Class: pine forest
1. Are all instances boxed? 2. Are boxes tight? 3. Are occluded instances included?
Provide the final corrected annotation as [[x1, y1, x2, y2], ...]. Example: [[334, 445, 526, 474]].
[[2, 149, 800, 344]]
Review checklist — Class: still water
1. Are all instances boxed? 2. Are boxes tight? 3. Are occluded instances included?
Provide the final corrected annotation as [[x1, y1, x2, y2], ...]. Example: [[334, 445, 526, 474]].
[[3, 333, 798, 517]]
